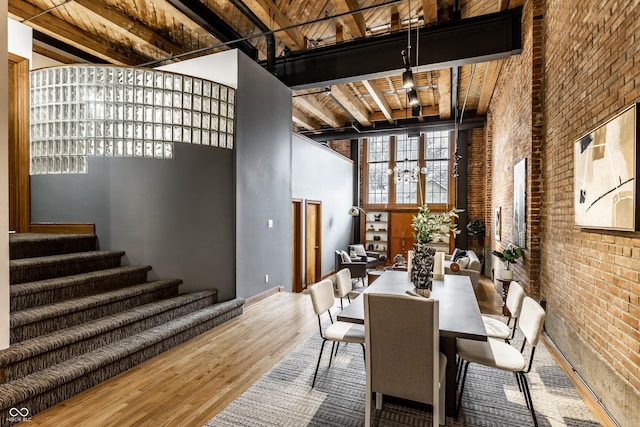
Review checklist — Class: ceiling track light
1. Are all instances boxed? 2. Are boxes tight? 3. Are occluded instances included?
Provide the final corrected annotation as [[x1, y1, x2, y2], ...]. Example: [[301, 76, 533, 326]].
[[408, 89, 420, 106], [402, 69, 414, 89]]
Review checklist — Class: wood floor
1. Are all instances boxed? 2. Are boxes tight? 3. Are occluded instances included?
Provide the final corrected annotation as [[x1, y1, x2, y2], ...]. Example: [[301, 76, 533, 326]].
[[25, 275, 610, 427]]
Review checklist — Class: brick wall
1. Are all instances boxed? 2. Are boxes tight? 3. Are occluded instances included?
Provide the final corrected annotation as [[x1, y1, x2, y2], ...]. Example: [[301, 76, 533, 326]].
[[466, 127, 487, 253], [327, 140, 352, 159], [487, 0, 537, 293], [540, 0, 640, 424], [487, 0, 640, 424]]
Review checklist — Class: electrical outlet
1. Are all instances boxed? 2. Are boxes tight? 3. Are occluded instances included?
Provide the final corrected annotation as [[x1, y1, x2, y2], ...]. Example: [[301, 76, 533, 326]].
[[265, 274, 269, 283]]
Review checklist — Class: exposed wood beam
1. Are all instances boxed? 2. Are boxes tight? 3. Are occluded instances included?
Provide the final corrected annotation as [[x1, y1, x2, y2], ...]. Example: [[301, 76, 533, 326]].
[[498, 0, 510, 10], [292, 111, 317, 131], [294, 96, 343, 129], [425, 70, 436, 107], [437, 68, 451, 119], [330, 85, 371, 126], [477, 60, 503, 114], [33, 30, 107, 63], [243, 0, 306, 50], [369, 105, 439, 122], [385, 77, 403, 108], [33, 43, 76, 64], [422, 0, 438, 24], [349, 83, 374, 113], [362, 80, 394, 124], [266, 7, 523, 89], [390, 8, 400, 32], [10, 0, 149, 65], [330, 0, 366, 38], [164, 0, 257, 58], [72, 0, 184, 56]]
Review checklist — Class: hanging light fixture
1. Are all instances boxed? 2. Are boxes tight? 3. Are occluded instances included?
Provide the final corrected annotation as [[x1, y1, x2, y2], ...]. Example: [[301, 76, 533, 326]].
[[407, 88, 420, 105]]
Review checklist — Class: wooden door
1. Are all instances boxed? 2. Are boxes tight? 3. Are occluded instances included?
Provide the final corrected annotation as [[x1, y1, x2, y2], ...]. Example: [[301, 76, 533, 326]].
[[291, 199, 303, 292], [305, 200, 322, 285], [389, 212, 416, 262], [8, 53, 30, 232]]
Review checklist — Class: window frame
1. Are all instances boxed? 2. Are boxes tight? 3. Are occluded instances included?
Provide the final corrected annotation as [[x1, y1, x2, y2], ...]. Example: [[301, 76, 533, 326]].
[[362, 132, 455, 212]]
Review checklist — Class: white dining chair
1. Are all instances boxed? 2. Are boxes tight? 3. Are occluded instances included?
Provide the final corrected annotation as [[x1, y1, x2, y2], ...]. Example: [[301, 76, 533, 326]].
[[364, 292, 446, 427], [457, 296, 546, 426], [335, 268, 363, 309], [482, 280, 526, 341], [309, 278, 365, 388]]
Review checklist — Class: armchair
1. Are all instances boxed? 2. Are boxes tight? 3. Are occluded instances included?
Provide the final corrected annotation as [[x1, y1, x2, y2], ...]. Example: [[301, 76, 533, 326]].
[[335, 250, 367, 286], [348, 244, 380, 269]]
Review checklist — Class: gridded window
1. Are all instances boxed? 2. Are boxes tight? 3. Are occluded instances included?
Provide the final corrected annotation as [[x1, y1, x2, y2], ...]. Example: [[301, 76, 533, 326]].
[[395, 135, 420, 204], [424, 131, 450, 204], [367, 136, 390, 204]]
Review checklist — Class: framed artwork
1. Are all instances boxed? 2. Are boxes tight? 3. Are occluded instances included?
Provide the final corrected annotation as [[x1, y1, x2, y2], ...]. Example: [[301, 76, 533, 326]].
[[574, 103, 639, 230], [514, 159, 526, 247], [494, 207, 501, 241]]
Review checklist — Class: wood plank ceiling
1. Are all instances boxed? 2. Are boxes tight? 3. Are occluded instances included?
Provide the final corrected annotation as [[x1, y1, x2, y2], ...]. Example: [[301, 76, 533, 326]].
[[10, 0, 524, 138]]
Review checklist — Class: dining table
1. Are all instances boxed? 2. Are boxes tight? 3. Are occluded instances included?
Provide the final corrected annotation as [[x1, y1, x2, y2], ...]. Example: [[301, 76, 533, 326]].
[[337, 270, 487, 417]]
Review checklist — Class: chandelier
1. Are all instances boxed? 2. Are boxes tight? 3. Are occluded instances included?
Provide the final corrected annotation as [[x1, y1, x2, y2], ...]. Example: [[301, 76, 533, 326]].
[[388, 158, 427, 184]]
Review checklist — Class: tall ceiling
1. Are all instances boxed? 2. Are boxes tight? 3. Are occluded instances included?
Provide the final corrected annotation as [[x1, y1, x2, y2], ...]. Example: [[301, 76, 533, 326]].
[[10, 0, 524, 139]]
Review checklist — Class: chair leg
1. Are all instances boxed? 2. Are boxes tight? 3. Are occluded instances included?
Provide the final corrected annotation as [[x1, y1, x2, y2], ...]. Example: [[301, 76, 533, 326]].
[[312, 339, 328, 388], [360, 343, 366, 362], [329, 341, 337, 367], [514, 371, 523, 392], [455, 360, 470, 418], [519, 372, 538, 427]]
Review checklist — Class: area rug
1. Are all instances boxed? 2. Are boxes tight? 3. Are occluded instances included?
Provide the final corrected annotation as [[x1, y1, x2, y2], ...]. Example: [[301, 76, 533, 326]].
[[206, 330, 600, 427]]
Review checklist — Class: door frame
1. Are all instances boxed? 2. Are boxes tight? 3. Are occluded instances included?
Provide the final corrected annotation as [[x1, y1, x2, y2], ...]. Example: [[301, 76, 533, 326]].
[[305, 199, 322, 285], [291, 198, 303, 292], [8, 53, 30, 233]]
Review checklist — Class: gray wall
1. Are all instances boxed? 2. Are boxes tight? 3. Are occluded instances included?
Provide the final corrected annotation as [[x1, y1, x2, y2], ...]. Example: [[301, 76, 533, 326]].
[[235, 53, 293, 299], [31, 145, 237, 301], [292, 134, 354, 283]]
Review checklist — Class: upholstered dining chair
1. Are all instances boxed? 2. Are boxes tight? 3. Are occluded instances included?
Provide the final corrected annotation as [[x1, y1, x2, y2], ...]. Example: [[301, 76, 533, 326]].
[[309, 278, 365, 388], [364, 293, 446, 427], [482, 280, 526, 341], [335, 268, 363, 309], [457, 296, 546, 427]]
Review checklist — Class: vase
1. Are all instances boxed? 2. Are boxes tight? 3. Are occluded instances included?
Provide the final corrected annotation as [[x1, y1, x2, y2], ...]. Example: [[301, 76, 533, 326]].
[[501, 269, 513, 280], [410, 243, 436, 289]]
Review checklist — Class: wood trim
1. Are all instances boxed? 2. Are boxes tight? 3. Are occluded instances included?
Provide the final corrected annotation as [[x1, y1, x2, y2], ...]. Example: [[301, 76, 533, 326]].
[[244, 286, 284, 308], [305, 200, 322, 284], [321, 270, 335, 280], [8, 53, 30, 233], [30, 223, 96, 234], [542, 333, 617, 427], [291, 199, 304, 292]]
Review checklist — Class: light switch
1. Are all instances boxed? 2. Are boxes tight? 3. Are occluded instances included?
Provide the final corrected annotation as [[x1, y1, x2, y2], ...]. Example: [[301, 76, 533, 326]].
[[268, 219, 273, 228]]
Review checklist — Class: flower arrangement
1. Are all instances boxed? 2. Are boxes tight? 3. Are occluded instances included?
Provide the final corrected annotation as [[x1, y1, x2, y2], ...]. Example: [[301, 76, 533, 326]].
[[411, 204, 463, 244]]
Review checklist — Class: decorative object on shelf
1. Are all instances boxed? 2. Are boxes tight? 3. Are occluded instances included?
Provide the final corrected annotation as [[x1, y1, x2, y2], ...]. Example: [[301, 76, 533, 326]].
[[367, 244, 374, 250], [29, 65, 236, 175], [373, 235, 381, 241], [393, 253, 406, 267], [410, 204, 463, 289], [492, 243, 524, 280], [374, 214, 382, 221]]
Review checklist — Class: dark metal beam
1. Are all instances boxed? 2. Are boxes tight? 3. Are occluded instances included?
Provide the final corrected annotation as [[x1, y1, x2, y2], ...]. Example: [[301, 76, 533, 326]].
[[301, 116, 485, 142], [227, 0, 276, 72], [266, 7, 522, 89], [165, 0, 258, 60], [33, 30, 108, 64]]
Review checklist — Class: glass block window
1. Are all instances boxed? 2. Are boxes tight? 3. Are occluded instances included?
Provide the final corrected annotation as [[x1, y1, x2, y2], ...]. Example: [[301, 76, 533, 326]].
[[395, 134, 420, 204], [367, 136, 390, 204], [424, 131, 450, 204], [29, 65, 236, 175]]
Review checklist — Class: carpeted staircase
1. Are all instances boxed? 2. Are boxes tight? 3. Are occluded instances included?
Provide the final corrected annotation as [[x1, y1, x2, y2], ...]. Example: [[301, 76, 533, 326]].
[[0, 233, 245, 425]]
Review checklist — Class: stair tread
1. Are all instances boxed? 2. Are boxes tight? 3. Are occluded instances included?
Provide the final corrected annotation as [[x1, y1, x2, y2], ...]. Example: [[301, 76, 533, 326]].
[[0, 298, 246, 409], [10, 265, 153, 295], [0, 291, 215, 365], [9, 233, 97, 260], [10, 250, 126, 269], [10, 279, 183, 327]]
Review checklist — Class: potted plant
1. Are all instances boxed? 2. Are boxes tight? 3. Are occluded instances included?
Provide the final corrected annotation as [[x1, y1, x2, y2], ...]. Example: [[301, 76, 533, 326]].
[[492, 243, 524, 280], [410, 205, 463, 289]]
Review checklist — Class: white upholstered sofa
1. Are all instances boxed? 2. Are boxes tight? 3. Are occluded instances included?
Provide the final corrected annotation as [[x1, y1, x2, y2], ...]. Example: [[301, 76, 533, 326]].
[[443, 248, 482, 289]]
